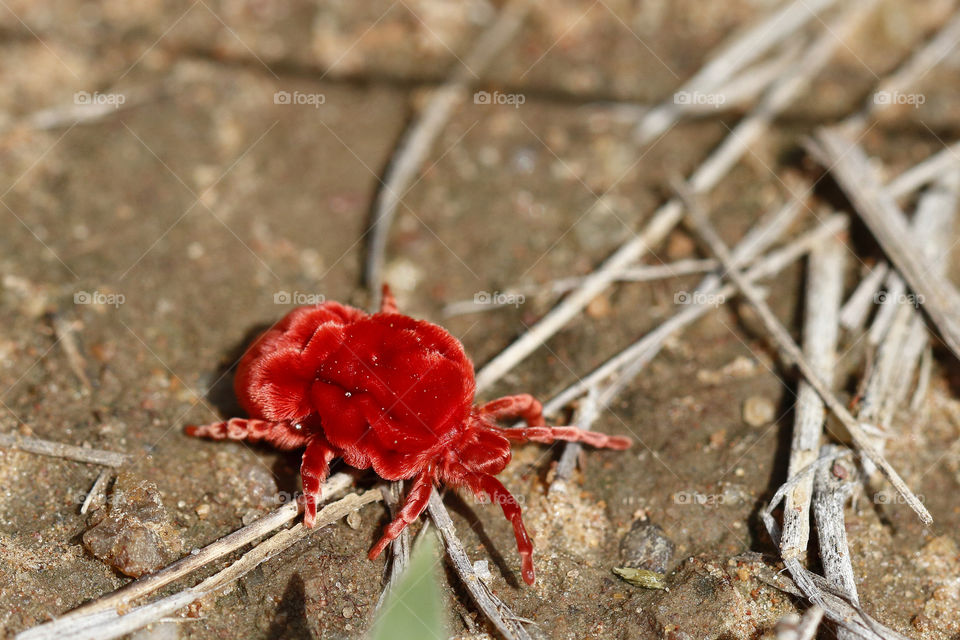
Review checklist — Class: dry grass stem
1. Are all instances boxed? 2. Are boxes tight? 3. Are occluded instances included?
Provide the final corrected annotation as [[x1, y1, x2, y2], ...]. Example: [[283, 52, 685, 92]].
[[475, 0, 871, 394], [364, 0, 531, 303], [0, 432, 129, 467], [18, 484, 378, 640], [812, 129, 960, 363], [781, 234, 845, 560], [679, 185, 932, 525]]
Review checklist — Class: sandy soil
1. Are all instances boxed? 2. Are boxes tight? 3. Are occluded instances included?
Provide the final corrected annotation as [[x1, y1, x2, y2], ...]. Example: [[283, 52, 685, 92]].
[[2, 1, 960, 638]]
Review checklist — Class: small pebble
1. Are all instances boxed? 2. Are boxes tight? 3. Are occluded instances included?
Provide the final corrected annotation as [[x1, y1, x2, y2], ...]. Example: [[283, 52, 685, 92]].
[[619, 519, 675, 574], [742, 395, 776, 427], [666, 232, 696, 259], [346, 511, 362, 530], [195, 503, 211, 519], [342, 605, 355, 619], [586, 293, 612, 319]]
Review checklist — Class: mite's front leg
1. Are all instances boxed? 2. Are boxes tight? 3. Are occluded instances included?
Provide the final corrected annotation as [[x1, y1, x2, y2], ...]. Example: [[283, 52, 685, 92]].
[[478, 394, 546, 428], [185, 418, 309, 450], [301, 435, 337, 527]]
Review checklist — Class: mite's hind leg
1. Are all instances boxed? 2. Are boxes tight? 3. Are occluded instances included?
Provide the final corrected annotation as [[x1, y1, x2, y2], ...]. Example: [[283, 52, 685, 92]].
[[471, 473, 535, 585], [185, 418, 308, 450], [478, 394, 546, 428], [301, 435, 337, 528], [368, 471, 433, 560]]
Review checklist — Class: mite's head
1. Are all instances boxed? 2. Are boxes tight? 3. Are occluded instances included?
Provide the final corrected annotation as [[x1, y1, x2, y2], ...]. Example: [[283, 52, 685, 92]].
[[438, 410, 512, 481]]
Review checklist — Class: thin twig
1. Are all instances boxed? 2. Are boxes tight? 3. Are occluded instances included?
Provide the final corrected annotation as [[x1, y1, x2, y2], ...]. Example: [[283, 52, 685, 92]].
[[539, 214, 849, 419], [812, 445, 859, 640], [776, 606, 824, 640], [885, 141, 960, 200], [69, 473, 353, 618], [679, 184, 932, 525], [549, 387, 600, 490], [426, 490, 532, 640], [864, 10, 960, 121], [442, 259, 718, 317], [858, 167, 958, 476], [0, 432, 129, 468], [761, 451, 910, 640], [16, 87, 150, 132], [17, 486, 380, 640], [551, 193, 808, 455], [51, 314, 92, 392], [866, 270, 907, 347], [811, 129, 960, 363], [80, 470, 111, 515], [374, 480, 412, 612], [781, 233, 845, 561], [911, 345, 934, 412], [891, 168, 959, 404], [662, 39, 807, 117], [838, 262, 888, 331], [475, 0, 872, 393], [364, 0, 531, 304], [633, 0, 837, 144], [810, 20, 960, 332]]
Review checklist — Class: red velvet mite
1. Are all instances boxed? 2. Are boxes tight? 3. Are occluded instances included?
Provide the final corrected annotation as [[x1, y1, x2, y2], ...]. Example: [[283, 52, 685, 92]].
[[186, 286, 631, 585]]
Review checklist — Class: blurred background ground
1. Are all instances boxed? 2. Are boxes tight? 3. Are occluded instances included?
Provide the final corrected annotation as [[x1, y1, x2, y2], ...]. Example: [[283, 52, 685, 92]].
[[2, 1, 960, 638]]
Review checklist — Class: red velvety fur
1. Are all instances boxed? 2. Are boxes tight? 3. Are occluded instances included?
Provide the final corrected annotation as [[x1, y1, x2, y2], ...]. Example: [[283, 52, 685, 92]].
[[186, 287, 631, 585]]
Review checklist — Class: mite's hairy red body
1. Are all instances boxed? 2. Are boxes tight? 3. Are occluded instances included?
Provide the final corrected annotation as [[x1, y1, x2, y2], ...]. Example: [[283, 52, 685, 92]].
[[186, 287, 630, 585]]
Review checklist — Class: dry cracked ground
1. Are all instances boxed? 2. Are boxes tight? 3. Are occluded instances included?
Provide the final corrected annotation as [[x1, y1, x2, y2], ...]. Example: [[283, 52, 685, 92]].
[[2, 1, 960, 639]]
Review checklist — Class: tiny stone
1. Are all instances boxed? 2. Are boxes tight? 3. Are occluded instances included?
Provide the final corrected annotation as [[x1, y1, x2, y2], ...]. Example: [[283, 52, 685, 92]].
[[342, 605, 355, 619], [82, 472, 182, 577], [346, 511, 362, 530], [195, 503, 211, 519], [666, 232, 696, 259], [619, 518, 675, 574], [586, 293, 613, 319], [742, 395, 776, 427]]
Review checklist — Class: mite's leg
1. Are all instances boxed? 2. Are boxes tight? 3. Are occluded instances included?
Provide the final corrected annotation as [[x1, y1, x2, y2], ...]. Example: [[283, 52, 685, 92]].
[[472, 474, 535, 585], [380, 284, 398, 314], [368, 471, 433, 560], [301, 435, 337, 527], [185, 418, 308, 450], [498, 425, 631, 450], [478, 394, 546, 427]]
